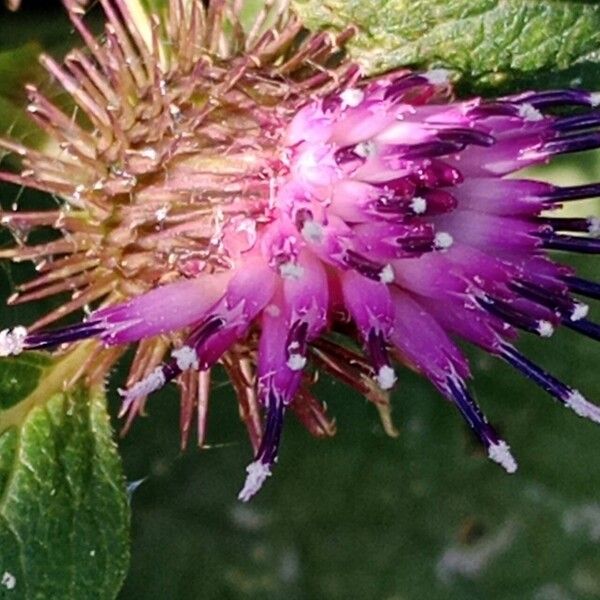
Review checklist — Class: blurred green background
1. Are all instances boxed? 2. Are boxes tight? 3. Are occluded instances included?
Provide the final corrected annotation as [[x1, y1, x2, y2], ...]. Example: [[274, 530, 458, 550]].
[[0, 3, 599, 599]]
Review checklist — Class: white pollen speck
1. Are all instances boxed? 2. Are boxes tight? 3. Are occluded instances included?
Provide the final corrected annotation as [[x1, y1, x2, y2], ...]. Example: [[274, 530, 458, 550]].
[[139, 148, 157, 160], [0, 326, 27, 357], [265, 304, 281, 317], [238, 460, 272, 502], [287, 354, 307, 371], [172, 346, 199, 371], [279, 262, 305, 280], [155, 207, 168, 222], [570, 302, 589, 322], [375, 365, 397, 390], [566, 391, 600, 424], [518, 103, 544, 122], [302, 220, 324, 244], [587, 216, 600, 235], [434, 231, 454, 250], [536, 320, 555, 338], [488, 441, 518, 474], [590, 92, 600, 107], [297, 149, 318, 172], [379, 264, 395, 284], [425, 69, 451, 85], [236, 218, 257, 247], [119, 367, 166, 402], [354, 141, 376, 158], [1, 572, 16, 591], [410, 196, 427, 214], [340, 88, 364, 108]]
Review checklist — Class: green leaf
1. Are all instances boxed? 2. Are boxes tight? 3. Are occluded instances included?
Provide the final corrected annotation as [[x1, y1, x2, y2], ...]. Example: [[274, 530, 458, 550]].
[[292, 0, 600, 94], [0, 43, 45, 105], [0, 10, 93, 148], [117, 308, 600, 599], [0, 352, 130, 600], [0, 353, 51, 411], [0, 44, 47, 149]]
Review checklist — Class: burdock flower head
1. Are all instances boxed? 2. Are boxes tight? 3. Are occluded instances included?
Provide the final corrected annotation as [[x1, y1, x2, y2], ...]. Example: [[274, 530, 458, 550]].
[[0, 0, 599, 500]]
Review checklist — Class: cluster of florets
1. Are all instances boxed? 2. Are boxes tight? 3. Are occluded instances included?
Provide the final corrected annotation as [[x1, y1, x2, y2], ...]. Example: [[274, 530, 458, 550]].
[[0, 0, 599, 500]]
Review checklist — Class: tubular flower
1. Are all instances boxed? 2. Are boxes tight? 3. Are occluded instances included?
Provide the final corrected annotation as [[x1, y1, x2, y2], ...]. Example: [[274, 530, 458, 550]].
[[1, 0, 599, 501]]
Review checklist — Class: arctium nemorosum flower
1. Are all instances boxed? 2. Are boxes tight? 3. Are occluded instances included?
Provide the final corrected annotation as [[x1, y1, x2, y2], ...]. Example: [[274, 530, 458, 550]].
[[0, 0, 599, 500]]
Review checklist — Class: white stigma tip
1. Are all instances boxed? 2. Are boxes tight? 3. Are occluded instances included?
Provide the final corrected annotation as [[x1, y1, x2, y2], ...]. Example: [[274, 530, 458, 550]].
[[537, 320, 555, 338], [238, 460, 272, 502], [119, 367, 166, 402], [287, 353, 307, 371], [410, 196, 427, 214], [570, 303, 589, 322], [354, 140, 376, 158], [425, 69, 451, 85], [379, 264, 395, 284], [375, 365, 397, 391], [434, 232, 454, 250], [587, 216, 600, 235], [0, 326, 27, 357], [565, 391, 600, 424], [488, 441, 518, 474], [518, 103, 544, 122], [301, 220, 324, 244], [172, 346, 199, 371], [340, 88, 364, 108], [279, 261, 305, 280], [590, 92, 600, 107]]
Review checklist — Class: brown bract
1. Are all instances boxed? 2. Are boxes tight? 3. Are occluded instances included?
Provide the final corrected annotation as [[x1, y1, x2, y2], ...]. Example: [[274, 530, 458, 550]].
[[0, 0, 383, 449]]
